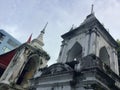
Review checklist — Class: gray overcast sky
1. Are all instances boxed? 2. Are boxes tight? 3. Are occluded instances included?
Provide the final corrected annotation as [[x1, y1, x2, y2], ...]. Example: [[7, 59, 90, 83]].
[[0, 0, 120, 65]]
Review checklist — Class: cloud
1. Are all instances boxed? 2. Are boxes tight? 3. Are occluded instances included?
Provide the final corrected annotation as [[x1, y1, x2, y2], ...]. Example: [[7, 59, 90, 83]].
[[0, 0, 120, 65], [95, 0, 120, 40]]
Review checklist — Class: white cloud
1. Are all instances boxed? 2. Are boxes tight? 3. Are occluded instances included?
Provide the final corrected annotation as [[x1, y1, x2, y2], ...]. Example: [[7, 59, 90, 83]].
[[95, 0, 120, 40], [0, 0, 120, 65]]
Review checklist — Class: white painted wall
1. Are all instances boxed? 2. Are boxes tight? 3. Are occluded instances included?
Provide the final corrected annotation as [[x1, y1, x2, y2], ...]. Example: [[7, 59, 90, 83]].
[[96, 32, 119, 75], [58, 31, 88, 63]]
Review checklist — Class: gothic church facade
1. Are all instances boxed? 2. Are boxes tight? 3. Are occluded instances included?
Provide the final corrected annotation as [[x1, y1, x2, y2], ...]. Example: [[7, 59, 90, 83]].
[[30, 13, 120, 90]]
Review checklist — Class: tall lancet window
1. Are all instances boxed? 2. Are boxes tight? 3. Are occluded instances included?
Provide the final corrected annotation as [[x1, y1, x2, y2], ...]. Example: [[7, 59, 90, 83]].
[[99, 46, 110, 66], [67, 42, 82, 62]]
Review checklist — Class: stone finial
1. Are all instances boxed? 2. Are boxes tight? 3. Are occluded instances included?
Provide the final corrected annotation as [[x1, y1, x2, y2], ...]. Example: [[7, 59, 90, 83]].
[[91, 4, 94, 15]]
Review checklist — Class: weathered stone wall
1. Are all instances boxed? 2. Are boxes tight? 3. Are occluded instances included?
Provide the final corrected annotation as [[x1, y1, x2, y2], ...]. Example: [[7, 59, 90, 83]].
[[58, 27, 119, 75]]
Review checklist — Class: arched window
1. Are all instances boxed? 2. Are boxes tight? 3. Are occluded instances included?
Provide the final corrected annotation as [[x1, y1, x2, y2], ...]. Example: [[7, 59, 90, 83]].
[[99, 46, 110, 66], [67, 42, 82, 62]]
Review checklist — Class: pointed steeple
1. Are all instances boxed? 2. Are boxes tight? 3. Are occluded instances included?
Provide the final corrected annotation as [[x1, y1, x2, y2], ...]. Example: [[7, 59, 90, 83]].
[[62, 5, 97, 39], [80, 4, 96, 26], [37, 22, 48, 44], [41, 22, 48, 34], [31, 22, 48, 49]]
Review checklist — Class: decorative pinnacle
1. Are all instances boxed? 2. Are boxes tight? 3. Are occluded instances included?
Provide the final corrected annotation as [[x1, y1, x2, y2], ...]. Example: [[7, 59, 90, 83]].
[[41, 22, 48, 34], [91, 4, 94, 14]]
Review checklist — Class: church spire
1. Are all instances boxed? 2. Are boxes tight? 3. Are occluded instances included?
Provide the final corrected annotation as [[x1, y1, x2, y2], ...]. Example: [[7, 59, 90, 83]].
[[31, 22, 48, 49], [41, 22, 48, 34], [37, 22, 48, 46], [37, 22, 48, 43]]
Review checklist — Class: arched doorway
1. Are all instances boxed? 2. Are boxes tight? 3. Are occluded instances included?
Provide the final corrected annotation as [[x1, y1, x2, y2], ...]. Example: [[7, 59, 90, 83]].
[[99, 46, 110, 66], [16, 54, 40, 87], [67, 42, 82, 62]]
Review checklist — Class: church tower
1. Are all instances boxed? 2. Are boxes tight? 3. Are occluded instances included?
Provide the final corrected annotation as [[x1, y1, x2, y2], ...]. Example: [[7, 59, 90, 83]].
[[31, 8, 120, 90], [0, 24, 50, 90], [57, 13, 119, 75]]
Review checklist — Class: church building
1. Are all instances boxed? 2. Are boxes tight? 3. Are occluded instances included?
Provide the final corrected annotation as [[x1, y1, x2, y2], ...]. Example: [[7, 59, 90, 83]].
[[0, 23, 50, 90], [30, 9, 120, 90]]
